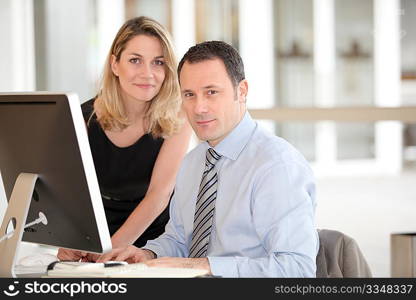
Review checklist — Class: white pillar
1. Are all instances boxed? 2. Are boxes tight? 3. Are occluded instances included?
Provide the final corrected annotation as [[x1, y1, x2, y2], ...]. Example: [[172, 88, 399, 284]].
[[96, 0, 125, 81], [238, 0, 275, 134], [171, 0, 196, 60], [44, 0, 95, 101], [171, 0, 198, 152], [239, 0, 274, 109], [313, 0, 337, 167], [0, 0, 35, 92], [374, 0, 402, 174]]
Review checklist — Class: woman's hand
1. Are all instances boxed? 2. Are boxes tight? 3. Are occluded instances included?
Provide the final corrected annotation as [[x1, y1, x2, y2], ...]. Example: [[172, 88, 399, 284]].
[[57, 248, 88, 261]]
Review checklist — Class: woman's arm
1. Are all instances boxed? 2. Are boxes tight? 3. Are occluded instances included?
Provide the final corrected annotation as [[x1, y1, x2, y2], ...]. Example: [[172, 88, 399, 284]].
[[110, 120, 192, 247]]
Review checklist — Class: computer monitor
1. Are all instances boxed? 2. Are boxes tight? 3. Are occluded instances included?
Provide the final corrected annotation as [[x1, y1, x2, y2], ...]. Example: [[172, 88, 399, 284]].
[[0, 92, 112, 277]]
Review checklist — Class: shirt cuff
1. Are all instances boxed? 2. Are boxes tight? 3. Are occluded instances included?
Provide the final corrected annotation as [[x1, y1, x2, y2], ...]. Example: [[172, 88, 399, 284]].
[[207, 256, 238, 277], [141, 248, 157, 259], [142, 241, 166, 258]]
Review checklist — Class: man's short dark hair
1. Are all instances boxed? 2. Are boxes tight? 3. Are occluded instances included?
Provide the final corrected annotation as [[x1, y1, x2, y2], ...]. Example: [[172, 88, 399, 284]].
[[177, 41, 245, 87]]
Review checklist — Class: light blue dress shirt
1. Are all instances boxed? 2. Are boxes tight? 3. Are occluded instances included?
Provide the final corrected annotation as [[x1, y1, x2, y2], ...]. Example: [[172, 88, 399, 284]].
[[144, 112, 318, 277]]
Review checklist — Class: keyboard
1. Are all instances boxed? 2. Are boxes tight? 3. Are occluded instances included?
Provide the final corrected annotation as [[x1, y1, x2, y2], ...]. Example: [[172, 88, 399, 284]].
[[46, 261, 208, 278]]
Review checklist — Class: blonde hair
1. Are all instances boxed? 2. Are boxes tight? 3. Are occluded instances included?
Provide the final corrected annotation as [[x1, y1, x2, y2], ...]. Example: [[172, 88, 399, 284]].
[[93, 16, 182, 138]]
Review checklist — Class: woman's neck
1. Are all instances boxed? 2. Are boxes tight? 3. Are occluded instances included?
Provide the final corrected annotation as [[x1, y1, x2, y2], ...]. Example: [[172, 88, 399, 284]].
[[122, 96, 150, 125]]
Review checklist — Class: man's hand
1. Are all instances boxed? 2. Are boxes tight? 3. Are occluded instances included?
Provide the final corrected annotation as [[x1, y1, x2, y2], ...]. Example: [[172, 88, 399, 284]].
[[95, 245, 155, 263], [145, 257, 212, 274], [57, 248, 89, 261]]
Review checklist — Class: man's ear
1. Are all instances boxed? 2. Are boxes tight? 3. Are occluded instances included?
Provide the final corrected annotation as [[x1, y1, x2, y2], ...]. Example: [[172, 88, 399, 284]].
[[110, 54, 119, 77], [238, 79, 248, 103]]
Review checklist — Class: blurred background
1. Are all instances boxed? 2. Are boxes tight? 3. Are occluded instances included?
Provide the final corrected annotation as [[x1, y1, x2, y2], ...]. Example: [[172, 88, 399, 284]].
[[1, 0, 416, 277]]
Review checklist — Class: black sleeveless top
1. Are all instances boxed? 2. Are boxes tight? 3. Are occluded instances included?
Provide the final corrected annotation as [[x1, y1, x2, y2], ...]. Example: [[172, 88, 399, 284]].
[[81, 99, 169, 247]]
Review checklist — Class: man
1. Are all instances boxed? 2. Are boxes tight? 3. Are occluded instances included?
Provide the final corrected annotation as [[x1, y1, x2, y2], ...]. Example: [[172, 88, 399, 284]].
[[98, 41, 318, 277]]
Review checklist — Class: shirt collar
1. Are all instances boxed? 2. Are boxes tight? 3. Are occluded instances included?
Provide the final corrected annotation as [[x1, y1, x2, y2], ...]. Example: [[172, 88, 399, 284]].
[[203, 111, 256, 161]]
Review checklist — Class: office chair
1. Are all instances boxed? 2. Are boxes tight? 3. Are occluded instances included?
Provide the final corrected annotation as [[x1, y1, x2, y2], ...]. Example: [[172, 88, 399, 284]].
[[316, 229, 372, 277]]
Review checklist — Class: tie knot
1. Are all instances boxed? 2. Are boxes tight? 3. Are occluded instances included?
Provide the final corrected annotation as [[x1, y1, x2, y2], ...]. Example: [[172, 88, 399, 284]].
[[205, 148, 221, 167]]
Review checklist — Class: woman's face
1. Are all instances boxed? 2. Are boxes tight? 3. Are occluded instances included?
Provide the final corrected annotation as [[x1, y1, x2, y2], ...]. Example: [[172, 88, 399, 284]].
[[111, 34, 166, 104]]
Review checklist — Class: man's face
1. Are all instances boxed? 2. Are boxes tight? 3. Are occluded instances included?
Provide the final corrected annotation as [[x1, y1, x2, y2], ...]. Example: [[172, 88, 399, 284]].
[[180, 58, 247, 147]]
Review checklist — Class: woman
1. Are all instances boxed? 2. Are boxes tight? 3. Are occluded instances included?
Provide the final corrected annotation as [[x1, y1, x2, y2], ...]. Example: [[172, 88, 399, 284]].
[[58, 16, 191, 261]]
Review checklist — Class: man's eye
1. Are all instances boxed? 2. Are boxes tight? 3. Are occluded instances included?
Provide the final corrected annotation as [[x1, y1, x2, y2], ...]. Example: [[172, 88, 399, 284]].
[[207, 90, 218, 95], [129, 58, 140, 64]]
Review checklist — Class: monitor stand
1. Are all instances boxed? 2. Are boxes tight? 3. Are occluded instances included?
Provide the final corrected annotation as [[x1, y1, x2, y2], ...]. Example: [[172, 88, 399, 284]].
[[0, 173, 38, 278]]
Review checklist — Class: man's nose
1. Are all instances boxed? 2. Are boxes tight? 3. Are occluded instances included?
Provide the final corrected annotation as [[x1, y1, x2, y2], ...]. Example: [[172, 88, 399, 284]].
[[194, 97, 209, 114]]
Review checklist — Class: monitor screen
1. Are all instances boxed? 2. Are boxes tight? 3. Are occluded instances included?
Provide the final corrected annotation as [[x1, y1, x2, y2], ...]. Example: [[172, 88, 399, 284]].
[[0, 92, 111, 254]]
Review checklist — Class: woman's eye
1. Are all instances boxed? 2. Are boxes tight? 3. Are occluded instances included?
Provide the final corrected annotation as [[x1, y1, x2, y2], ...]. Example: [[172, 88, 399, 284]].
[[184, 92, 194, 98], [129, 58, 140, 64], [154, 60, 165, 66]]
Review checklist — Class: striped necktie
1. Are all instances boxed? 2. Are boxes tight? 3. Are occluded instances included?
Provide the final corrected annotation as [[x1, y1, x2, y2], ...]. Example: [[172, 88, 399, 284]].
[[188, 148, 222, 258]]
